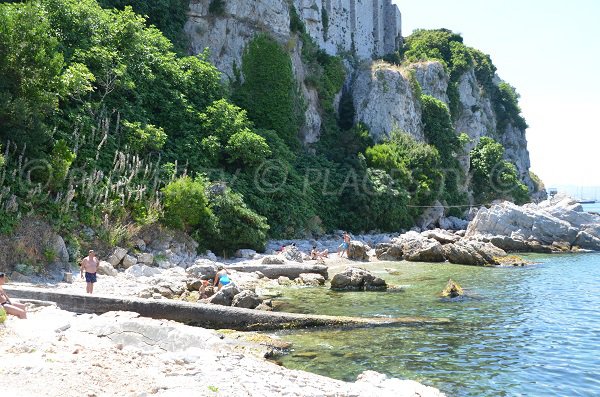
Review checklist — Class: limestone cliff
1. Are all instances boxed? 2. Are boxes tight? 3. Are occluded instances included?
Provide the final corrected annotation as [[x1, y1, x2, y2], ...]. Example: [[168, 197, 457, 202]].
[[351, 61, 534, 190], [184, 0, 534, 192]]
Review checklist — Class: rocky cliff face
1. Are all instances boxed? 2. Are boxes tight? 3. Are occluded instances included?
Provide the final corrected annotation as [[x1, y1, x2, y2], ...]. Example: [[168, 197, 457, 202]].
[[184, 0, 533, 190], [351, 60, 534, 189], [295, 0, 401, 59]]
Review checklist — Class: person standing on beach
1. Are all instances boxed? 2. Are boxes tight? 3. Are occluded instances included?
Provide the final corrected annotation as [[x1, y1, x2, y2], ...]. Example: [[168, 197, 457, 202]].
[[80, 250, 99, 294], [338, 231, 351, 258], [0, 272, 27, 319]]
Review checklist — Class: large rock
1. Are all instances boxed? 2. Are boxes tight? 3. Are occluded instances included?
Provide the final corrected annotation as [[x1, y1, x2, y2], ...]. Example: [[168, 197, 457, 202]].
[[330, 267, 387, 291], [121, 254, 138, 269], [574, 231, 600, 251], [231, 290, 262, 309], [137, 253, 154, 265], [421, 229, 460, 245], [186, 261, 219, 279], [468, 200, 577, 245], [401, 237, 445, 262], [283, 246, 303, 263], [235, 249, 257, 259], [207, 284, 241, 306], [442, 240, 507, 266], [51, 235, 70, 264], [297, 273, 326, 286], [417, 201, 445, 230], [347, 240, 370, 261], [97, 261, 118, 277], [125, 264, 162, 278], [467, 196, 600, 250], [375, 243, 403, 261], [441, 279, 464, 298]]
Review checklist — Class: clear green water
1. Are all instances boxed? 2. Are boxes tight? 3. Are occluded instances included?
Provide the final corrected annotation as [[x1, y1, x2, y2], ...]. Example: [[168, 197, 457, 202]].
[[271, 254, 600, 396]]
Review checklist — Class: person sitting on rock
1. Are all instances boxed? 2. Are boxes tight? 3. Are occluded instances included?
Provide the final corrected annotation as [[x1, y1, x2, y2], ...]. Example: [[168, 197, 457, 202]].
[[0, 272, 27, 319], [310, 246, 329, 260], [213, 266, 231, 291]]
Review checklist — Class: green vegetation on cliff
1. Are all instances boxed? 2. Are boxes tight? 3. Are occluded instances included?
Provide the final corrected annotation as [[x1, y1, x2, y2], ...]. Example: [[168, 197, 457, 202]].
[[470, 137, 529, 205], [0, 1, 534, 266], [403, 28, 528, 131]]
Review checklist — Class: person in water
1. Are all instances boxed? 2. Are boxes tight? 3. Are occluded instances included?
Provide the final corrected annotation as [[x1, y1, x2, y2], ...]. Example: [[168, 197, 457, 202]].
[[0, 272, 27, 319], [214, 266, 231, 291]]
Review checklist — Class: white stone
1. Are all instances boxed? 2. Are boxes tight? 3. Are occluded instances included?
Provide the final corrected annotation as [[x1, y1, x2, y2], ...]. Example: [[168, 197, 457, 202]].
[[137, 253, 154, 265], [122, 254, 138, 269], [125, 264, 162, 278], [97, 261, 118, 277], [235, 249, 257, 259]]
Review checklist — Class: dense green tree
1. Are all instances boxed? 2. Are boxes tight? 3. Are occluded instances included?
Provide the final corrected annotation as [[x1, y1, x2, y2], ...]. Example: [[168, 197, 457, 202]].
[[234, 34, 301, 145], [0, 2, 65, 154], [420, 95, 460, 163], [470, 137, 529, 204], [97, 0, 190, 53], [205, 184, 269, 255]]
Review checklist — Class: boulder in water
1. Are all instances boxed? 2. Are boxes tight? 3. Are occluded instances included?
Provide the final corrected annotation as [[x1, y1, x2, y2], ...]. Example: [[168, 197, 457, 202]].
[[441, 279, 464, 298], [330, 267, 387, 291]]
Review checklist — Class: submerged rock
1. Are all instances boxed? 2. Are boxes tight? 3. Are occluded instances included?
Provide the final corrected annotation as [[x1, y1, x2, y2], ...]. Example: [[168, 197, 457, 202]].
[[441, 279, 464, 298], [330, 267, 387, 291]]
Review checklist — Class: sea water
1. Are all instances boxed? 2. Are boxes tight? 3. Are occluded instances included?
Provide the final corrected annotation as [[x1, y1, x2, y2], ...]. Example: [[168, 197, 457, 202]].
[[272, 254, 600, 397]]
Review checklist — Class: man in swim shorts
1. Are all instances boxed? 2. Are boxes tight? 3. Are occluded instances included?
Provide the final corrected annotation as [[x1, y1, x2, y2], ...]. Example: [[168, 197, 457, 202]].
[[338, 231, 351, 258], [80, 249, 99, 294]]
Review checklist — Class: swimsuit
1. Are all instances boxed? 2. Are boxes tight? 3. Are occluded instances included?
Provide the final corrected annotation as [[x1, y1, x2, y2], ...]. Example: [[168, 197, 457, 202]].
[[85, 272, 97, 283], [219, 274, 231, 285], [341, 242, 349, 249], [0, 291, 10, 305]]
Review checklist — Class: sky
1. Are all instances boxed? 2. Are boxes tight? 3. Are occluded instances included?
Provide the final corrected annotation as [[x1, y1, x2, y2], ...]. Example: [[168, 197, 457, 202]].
[[394, 0, 600, 192]]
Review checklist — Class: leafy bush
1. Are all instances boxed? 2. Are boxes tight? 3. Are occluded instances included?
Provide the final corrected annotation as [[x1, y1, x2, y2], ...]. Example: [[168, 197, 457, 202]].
[[162, 176, 213, 233], [420, 95, 460, 162], [470, 137, 529, 204], [493, 82, 528, 131], [204, 184, 269, 255], [123, 121, 167, 153], [529, 171, 545, 194], [226, 130, 271, 167], [50, 139, 76, 191]]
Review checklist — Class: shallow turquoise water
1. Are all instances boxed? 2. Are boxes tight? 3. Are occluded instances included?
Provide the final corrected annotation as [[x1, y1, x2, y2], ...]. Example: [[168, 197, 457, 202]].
[[271, 254, 600, 397], [581, 202, 600, 213]]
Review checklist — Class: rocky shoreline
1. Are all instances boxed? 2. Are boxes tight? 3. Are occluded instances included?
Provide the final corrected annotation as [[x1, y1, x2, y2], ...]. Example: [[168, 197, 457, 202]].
[[1, 195, 598, 396], [0, 307, 445, 397]]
